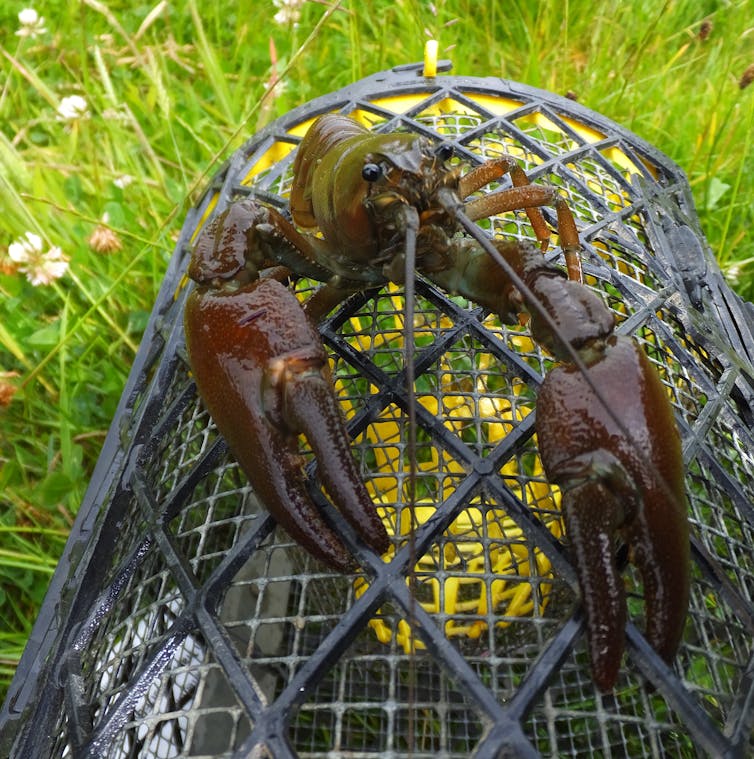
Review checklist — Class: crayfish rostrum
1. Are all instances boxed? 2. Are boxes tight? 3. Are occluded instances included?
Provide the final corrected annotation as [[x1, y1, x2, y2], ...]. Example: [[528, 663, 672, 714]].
[[184, 113, 690, 691]]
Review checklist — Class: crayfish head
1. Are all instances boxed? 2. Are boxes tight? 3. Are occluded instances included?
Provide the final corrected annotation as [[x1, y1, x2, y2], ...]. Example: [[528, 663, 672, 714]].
[[366, 138, 460, 210], [360, 136, 462, 269]]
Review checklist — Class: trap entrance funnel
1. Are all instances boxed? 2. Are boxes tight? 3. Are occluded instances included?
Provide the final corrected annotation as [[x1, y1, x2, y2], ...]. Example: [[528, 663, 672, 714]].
[[2, 61, 754, 758]]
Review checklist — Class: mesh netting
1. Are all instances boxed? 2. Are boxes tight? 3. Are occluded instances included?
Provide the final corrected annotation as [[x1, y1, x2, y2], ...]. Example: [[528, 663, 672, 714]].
[[2, 63, 754, 759]]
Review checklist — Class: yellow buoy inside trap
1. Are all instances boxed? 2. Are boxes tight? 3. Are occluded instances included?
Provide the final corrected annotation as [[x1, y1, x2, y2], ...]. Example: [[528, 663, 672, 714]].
[[342, 293, 564, 653]]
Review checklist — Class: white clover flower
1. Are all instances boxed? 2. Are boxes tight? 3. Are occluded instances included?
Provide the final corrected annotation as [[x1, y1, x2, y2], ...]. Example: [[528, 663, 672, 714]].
[[57, 95, 90, 122], [113, 174, 134, 189], [102, 107, 129, 123], [273, 0, 303, 25], [16, 8, 47, 38], [724, 263, 743, 287], [30, 246, 69, 285], [262, 77, 288, 97], [0, 371, 20, 407], [8, 231, 69, 286], [8, 232, 43, 263]]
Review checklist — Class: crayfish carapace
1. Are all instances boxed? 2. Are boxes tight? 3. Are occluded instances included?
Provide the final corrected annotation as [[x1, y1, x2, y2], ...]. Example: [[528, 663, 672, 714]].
[[183, 113, 690, 691]]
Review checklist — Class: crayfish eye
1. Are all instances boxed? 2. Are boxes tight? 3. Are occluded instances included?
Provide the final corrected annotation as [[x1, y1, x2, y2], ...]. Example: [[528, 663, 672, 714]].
[[434, 142, 454, 162], [361, 162, 383, 182]]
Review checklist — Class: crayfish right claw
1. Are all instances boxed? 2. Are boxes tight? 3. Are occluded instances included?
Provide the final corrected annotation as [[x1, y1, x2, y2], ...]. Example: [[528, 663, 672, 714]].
[[536, 334, 689, 691], [184, 276, 389, 573], [281, 358, 391, 562]]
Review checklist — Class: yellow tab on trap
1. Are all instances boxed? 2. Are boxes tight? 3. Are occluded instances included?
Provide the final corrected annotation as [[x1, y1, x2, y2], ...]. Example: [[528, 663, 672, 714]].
[[424, 40, 439, 78]]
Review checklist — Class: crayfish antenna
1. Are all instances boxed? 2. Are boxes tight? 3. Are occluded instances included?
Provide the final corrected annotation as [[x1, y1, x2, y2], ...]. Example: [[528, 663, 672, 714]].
[[401, 203, 420, 751], [438, 191, 691, 688], [402, 206, 420, 519], [401, 206, 420, 581]]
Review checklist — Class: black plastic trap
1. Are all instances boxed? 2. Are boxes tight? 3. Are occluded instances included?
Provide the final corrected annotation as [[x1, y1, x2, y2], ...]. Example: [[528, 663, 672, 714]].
[[2, 62, 754, 759]]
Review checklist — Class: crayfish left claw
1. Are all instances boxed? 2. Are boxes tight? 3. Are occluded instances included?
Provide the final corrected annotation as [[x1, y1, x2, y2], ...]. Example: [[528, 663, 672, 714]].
[[184, 276, 389, 572], [555, 457, 632, 692], [536, 334, 690, 691]]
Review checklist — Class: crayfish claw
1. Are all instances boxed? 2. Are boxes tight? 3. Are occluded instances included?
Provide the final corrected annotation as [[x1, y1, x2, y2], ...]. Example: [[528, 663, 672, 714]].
[[536, 335, 690, 690], [184, 277, 388, 573], [625, 497, 690, 667], [559, 478, 629, 691], [256, 433, 360, 573], [283, 368, 391, 558]]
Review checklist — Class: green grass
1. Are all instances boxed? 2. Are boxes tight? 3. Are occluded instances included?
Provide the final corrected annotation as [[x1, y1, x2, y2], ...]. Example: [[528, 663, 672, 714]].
[[0, 0, 752, 701]]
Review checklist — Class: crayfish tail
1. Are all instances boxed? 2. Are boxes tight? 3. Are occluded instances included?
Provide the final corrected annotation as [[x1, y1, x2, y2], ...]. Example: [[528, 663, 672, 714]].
[[284, 374, 391, 557], [562, 483, 628, 692]]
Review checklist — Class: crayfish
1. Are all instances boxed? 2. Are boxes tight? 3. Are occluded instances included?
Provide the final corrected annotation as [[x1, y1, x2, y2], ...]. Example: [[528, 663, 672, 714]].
[[183, 113, 690, 691]]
